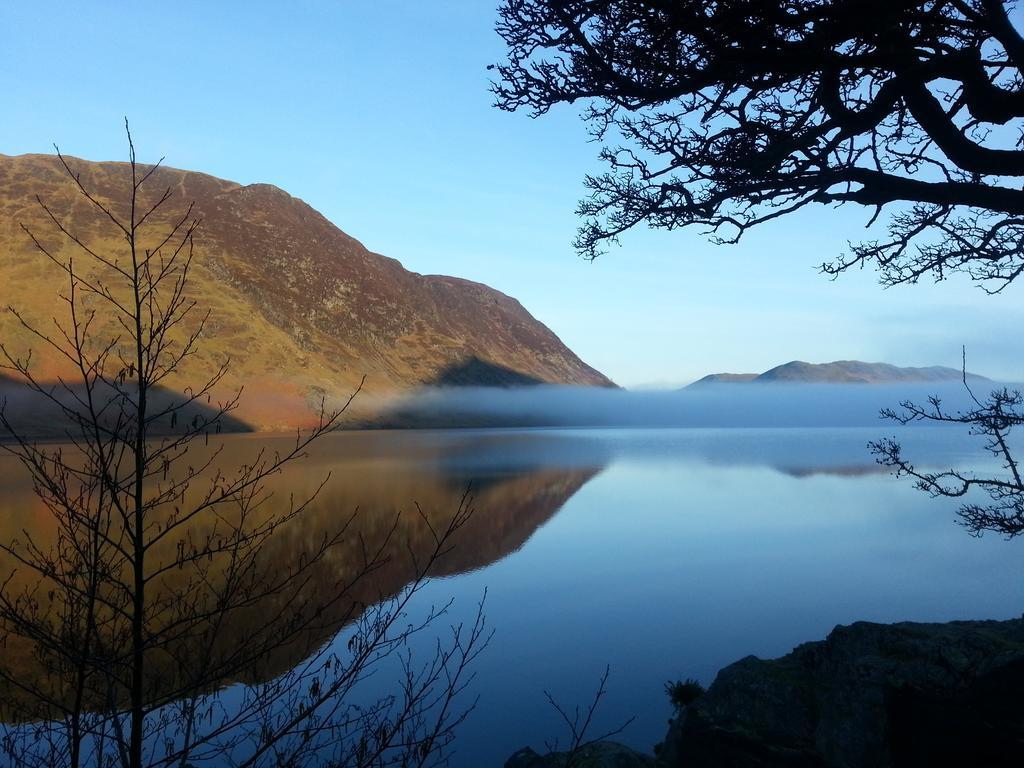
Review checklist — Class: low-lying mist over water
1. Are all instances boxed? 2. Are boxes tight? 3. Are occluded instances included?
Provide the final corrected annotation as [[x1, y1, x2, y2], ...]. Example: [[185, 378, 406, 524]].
[[382, 381, 1014, 429]]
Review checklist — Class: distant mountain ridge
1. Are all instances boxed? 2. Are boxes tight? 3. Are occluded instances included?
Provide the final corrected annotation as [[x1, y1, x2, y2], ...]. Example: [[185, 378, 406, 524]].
[[688, 360, 988, 387], [0, 153, 613, 431]]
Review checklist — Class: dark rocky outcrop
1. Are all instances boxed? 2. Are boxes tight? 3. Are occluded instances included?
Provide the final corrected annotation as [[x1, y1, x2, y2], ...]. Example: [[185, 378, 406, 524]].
[[659, 617, 1024, 767], [505, 742, 656, 768], [430, 356, 545, 387]]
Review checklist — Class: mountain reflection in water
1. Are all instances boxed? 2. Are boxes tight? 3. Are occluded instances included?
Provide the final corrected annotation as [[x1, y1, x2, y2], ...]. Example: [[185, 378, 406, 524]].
[[1, 426, 1022, 768], [0, 430, 609, 719]]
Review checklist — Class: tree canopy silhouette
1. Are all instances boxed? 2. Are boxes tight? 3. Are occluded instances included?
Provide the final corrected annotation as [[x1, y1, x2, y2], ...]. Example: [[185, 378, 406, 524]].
[[492, 0, 1024, 290], [494, 2, 1024, 537]]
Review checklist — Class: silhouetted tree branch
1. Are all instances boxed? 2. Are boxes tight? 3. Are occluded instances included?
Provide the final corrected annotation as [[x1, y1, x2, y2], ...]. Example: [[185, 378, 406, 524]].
[[541, 667, 634, 768], [493, 0, 1024, 290], [871, 356, 1024, 537], [495, 1, 1024, 540]]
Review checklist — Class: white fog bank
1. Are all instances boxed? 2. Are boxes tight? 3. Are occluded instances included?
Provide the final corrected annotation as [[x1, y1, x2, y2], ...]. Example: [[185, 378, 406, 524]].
[[382, 381, 1021, 429]]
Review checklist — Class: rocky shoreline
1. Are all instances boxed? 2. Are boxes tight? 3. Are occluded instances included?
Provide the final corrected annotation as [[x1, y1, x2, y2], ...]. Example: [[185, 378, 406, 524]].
[[505, 616, 1024, 767]]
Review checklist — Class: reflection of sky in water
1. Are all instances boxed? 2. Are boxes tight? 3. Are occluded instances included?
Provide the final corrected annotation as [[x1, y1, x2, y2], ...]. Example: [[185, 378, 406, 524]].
[[1, 425, 1021, 766], [336, 426, 1023, 767]]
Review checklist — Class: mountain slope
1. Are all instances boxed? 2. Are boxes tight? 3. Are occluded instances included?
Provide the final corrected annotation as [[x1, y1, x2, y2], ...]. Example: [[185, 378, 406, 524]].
[[688, 360, 988, 387], [0, 154, 612, 429], [689, 373, 759, 385]]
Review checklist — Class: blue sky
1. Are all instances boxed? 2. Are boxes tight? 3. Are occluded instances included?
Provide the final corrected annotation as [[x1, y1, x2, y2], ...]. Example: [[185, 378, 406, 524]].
[[2, 1, 1021, 386]]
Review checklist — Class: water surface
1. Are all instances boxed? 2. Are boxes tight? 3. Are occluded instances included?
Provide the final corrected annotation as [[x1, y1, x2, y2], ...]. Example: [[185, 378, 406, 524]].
[[1, 426, 1021, 766]]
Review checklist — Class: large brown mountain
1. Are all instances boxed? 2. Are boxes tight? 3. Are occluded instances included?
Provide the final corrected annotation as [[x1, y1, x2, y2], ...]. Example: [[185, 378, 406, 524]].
[[0, 154, 612, 430]]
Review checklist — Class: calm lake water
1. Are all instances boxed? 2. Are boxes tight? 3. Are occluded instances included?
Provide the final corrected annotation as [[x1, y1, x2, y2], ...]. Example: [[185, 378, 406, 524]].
[[1, 425, 1022, 766]]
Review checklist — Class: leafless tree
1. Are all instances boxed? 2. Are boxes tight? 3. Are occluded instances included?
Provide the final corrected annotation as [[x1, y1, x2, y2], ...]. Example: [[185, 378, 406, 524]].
[[0, 124, 488, 768], [871, 353, 1024, 537], [540, 667, 633, 768]]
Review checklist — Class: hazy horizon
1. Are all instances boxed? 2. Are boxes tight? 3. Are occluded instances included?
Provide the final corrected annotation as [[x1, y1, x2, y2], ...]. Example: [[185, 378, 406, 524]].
[[375, 380, 1020, 431]]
